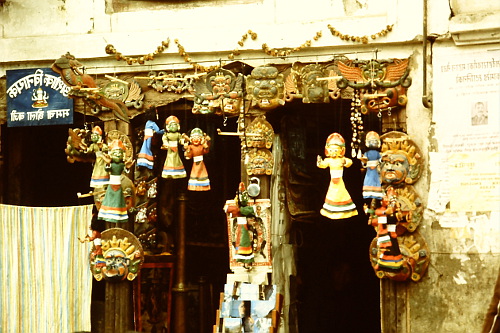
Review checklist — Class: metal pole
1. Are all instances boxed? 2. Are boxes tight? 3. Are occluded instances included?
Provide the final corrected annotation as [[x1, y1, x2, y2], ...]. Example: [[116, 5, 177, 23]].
[[173, 191, 187, 333]]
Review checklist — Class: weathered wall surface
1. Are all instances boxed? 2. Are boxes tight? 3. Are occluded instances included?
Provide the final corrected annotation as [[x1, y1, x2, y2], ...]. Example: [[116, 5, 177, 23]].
[[1, 0, 499, 332]]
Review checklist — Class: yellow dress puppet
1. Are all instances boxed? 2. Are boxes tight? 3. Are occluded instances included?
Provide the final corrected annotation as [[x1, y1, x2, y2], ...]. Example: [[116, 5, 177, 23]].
[[317, 133, 358, 220]]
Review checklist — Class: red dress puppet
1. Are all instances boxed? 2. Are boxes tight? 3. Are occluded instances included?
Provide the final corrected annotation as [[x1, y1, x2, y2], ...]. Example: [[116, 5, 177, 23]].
[[183, 128, 211, 191], [79, 211, 106, 268]]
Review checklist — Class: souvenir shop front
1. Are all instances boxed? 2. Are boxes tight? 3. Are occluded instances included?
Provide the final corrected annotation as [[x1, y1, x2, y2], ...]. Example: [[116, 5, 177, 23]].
[[1, 49, 425, 333], [2, 0, 500, 332]]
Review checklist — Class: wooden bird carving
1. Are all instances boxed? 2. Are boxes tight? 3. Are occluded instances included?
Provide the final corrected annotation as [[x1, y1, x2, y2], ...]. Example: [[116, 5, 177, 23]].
[[52, 53, 130, 123], [337, 58, 411, 90]]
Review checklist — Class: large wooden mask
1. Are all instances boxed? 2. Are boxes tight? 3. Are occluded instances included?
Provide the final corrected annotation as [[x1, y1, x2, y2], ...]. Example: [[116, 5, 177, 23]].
[[192, 68, 243, 115], [246, 66, 285, 110], [379, 131, 423, 187]]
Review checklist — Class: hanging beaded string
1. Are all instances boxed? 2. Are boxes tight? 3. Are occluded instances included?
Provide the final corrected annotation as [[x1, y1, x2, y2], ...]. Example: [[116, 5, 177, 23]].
[[350, 90, 364, 159], [103, 23, 394, 66]]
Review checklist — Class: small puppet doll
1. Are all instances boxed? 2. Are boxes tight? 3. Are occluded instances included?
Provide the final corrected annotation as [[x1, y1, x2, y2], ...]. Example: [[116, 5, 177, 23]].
[[374, 187, 404, 273], [161, 115, 187, 179], [97, 139, 130, 223], [317, 133, 358, 220], [183, 127, 211, 191], [360, 131, 383, 201], [137, 113, 164, 170], [224, 182, 257, 269], [87, 126, 109, 189], [79, 208, 106, 268]]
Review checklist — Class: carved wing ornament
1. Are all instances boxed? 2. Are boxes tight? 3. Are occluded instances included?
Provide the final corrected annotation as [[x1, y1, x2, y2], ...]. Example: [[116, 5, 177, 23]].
[[336, 58, 412, 90]]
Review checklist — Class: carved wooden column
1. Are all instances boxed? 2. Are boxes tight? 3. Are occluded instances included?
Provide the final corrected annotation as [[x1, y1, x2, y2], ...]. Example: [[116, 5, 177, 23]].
[[173, 191, 188, 333], [103, 120, 134, 333]]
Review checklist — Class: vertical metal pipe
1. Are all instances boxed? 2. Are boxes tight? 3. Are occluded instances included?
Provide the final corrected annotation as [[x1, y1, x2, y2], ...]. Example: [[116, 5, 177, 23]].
[[173, 191, 187, 333], [422, 0, 433, 108], [198, 276, 208, 333]]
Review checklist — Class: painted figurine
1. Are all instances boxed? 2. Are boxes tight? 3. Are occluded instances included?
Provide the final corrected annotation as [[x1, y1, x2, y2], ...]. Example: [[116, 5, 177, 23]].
[[225, 182, 257, 269], [374, 187, 404, 272], [317, 133, 358, 219], [137, 118, 164, 170], [361, 131, 383, 201], [98, 139, 129, 223], [79, 210, 106, 268], [183, 128, 211, 191], [161, 116, 187, 179], [87, 126, 109, 189]]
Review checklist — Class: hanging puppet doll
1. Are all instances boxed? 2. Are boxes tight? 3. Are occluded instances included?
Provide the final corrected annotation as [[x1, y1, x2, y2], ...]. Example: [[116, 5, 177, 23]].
[[161, 115, 187, 179], [374, 186, 404, 273], [87, 126, 109, 189], [361, 131, 383, 201], [183, 127, 211, 191], [98, 139, 129, 223], [317, 132, 358, 219], [137, 112, 164, 171], [224, 182, 257, 269], [79, 208, 106, 268]]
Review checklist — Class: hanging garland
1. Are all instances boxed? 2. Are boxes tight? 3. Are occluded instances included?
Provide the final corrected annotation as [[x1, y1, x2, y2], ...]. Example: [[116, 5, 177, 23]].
[[262, 31, 322, 58], [228, 30, 258, 59], [105, 39, 170, 65], [104, 23, 395, 66], [327, 24, 394, 44]]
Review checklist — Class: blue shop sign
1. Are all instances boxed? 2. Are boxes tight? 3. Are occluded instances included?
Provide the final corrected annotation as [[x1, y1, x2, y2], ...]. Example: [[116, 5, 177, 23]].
[[6, 68, 73, 127]]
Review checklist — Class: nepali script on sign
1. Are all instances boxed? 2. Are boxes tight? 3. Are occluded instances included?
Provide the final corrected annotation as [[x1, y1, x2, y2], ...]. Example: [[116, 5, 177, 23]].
[[7, 68, 73, 127]]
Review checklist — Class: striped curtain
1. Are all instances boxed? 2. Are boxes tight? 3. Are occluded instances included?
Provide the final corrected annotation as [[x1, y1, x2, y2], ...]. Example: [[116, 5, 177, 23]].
[[0, 204, 93, 333]]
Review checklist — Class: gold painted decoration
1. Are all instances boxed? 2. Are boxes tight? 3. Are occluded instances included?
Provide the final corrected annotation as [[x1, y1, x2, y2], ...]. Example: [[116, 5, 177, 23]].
[[65, 128, 95, 163], [390, 185, 423, 233], [103, 79, 144, 110], [89, 228, 144, 282], [246, 66, 285, 110], [379, 131, 423, 187], [144, 71, 191, 93], [246, 148, 273, 176], [369, 231, 429, 282], [106, 130, 134, 168], [284, 68, 300, 102], [244, 116, 274, 149]]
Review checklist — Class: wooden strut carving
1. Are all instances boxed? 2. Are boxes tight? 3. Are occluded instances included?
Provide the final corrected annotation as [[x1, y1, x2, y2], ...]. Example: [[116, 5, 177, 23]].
[[51, 52, 130, 123], [365, 131, 429, 282]]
